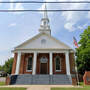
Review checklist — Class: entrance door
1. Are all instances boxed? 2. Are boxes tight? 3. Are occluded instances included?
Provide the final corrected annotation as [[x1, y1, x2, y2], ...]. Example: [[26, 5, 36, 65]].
[[40, 63, 47, 74]]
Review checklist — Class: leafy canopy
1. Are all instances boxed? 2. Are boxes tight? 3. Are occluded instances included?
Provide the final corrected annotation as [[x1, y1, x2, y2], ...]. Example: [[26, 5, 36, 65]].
[[76, 26, 90, 75], [0, 58, 14, 74]]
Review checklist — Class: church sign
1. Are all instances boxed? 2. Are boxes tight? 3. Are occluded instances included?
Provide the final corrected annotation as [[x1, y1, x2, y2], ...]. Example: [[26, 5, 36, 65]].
[[87, 77, 90, 82]]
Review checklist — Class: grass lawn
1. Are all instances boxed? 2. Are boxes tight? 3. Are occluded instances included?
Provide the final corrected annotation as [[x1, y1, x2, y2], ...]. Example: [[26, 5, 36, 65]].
[[0, 88, 26, 90], [51, 86, 90, 90], [0, 82, 5, 86], [0, 82, 26, 90], [51, 82, 90, 90]]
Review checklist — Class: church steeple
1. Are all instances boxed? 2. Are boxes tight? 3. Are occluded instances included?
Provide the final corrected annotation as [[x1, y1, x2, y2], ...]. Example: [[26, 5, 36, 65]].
[[39, 4, 51, 35], [43, 4, 48, 19]]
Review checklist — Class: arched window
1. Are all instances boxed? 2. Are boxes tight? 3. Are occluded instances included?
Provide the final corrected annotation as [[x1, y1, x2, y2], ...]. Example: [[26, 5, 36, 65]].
[[55, 56, 61, 71], [27, 56, 33, 71]]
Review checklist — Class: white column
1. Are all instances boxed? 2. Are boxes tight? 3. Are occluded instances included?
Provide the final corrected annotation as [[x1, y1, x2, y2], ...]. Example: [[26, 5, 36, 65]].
[[32, 52, 37, 75], [15, 52, 21, 75], [65, 51, 70, 75], [50, 52, 53, 75]]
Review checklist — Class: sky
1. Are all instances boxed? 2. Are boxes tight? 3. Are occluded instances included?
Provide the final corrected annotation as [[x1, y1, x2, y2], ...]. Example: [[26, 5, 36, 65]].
[[0, 0, 90, 65]]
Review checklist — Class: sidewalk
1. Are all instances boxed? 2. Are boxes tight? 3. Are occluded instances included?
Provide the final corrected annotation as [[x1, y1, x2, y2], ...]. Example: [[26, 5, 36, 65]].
[[0, 85, 74, 90]]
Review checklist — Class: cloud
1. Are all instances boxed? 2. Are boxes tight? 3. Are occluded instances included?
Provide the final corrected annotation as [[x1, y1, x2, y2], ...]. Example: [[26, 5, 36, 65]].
[[0, 50, 12, 65], [9, 0, 24, 14], [39, 0, 90, 32], [77, 23, 88, 30], [8, 23, 16, 27], [14, 3, 24, 10], [38, 0, 57, 15], [87, 12, 90, 19], [64, 22, 75, 32], [10, 0, 14, 10], [60, 0, 88, 31], [0, 0, 2, 5]]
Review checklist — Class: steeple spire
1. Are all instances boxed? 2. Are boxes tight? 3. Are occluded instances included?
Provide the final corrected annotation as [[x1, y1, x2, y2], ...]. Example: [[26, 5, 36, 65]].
[[43, 3, 48, 19], [39, 3, 51, 35]]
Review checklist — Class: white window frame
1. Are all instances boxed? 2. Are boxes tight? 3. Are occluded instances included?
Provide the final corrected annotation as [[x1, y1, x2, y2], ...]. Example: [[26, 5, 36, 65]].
[[26, 56, 33, 72], [55, 56, 61, 72]]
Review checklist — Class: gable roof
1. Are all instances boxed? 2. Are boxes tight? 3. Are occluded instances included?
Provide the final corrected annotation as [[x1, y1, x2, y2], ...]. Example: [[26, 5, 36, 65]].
[[14, 32, 73, 50]]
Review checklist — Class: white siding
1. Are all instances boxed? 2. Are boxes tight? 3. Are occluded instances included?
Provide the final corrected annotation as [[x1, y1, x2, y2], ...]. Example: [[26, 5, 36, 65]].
[[16, 34, 70, 49]]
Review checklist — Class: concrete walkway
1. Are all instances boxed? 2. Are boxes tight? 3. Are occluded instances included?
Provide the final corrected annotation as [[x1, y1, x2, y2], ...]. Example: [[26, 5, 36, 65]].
[[0, 85, 75, 90], [27, 85, 74, 90]]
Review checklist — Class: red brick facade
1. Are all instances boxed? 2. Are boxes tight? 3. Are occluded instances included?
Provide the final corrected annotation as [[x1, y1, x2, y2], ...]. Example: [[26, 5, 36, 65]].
[[19, 54, 25, 74], [11, 53, 76, 75], [83, 71, 90, 85], [9, 52, 77, 85], [12, 53, 17, 74], [53, 53, 66, 74], [69, 53, 76, 74]]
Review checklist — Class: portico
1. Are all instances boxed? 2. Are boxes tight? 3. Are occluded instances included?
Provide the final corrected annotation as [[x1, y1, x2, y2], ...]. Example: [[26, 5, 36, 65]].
[[14, 50, 71, 76]]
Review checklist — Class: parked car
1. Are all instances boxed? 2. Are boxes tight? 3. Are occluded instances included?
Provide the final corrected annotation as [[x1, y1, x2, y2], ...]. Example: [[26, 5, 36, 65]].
[[0, 71, 7, 77]]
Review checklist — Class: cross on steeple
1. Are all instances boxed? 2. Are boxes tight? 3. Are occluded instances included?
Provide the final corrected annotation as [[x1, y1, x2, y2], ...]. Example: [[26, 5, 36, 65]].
[[39, 3, 51, 35]]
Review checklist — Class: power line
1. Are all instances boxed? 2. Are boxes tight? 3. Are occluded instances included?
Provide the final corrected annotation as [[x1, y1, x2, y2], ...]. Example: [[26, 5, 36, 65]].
[[0, 10, 90, 12], [0, 1, 90, 12], [0, 1, 90, 3]]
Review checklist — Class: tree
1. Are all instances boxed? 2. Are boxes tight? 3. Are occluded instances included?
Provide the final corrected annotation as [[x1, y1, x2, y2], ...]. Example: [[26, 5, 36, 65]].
[[76, 26, 90, 75], [3, 58, 14, 74], [0, 65, 3, 71]]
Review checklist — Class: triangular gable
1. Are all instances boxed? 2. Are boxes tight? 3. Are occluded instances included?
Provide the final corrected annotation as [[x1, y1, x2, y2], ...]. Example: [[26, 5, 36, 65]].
[[15, 32, 72, 50]]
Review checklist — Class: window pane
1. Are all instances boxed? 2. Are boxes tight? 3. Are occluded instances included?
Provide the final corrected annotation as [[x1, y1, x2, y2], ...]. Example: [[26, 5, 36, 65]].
[[56, 57, 60, 71], [56, 65, 60, 70], [27, 57, 32, 70]]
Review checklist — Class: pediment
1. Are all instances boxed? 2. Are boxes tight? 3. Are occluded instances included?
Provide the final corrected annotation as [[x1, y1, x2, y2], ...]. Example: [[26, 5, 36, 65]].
[[15, 33, 72, 50]]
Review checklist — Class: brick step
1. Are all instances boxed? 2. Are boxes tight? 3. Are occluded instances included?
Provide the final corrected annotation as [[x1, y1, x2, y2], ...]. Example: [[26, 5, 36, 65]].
[[10, 74, 72, 85]]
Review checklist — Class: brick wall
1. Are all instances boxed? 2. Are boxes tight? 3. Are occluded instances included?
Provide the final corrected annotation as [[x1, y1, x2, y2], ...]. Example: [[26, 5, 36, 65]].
[[11, 53, 17, 74], [69, 53, 76, 74], [19, 54, 25, 74], [53, 53, 66, 74], [23, 53, 33, 74], [12, 52, 76, 75], [5, 76, 10, 85], [83, 71, 90, 85]]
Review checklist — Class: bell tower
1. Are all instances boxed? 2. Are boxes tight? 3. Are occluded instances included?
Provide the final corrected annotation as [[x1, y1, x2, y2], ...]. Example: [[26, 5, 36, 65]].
[[39, 4, 51, 35]]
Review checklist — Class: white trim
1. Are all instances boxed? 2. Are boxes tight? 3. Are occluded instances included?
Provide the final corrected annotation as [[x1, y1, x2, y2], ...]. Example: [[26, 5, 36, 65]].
[[32, 52, 37, 75], [15, 52, 21, 75], [50, 52, 53, 75], [14, 32, 72, 50], [26, 70, 32, 72], [65, 51, 70, 75], [40, 56, 48, 63], [54, 55, 61, 72], [26, 55, 33, 72], [13, 49, 73, 53]]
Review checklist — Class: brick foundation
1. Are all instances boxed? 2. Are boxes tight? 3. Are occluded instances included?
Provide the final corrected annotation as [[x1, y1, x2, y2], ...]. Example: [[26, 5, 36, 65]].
[[83, 71, 90, 85], [5, 76, 10, 85], [72, 77, 77, 85]]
